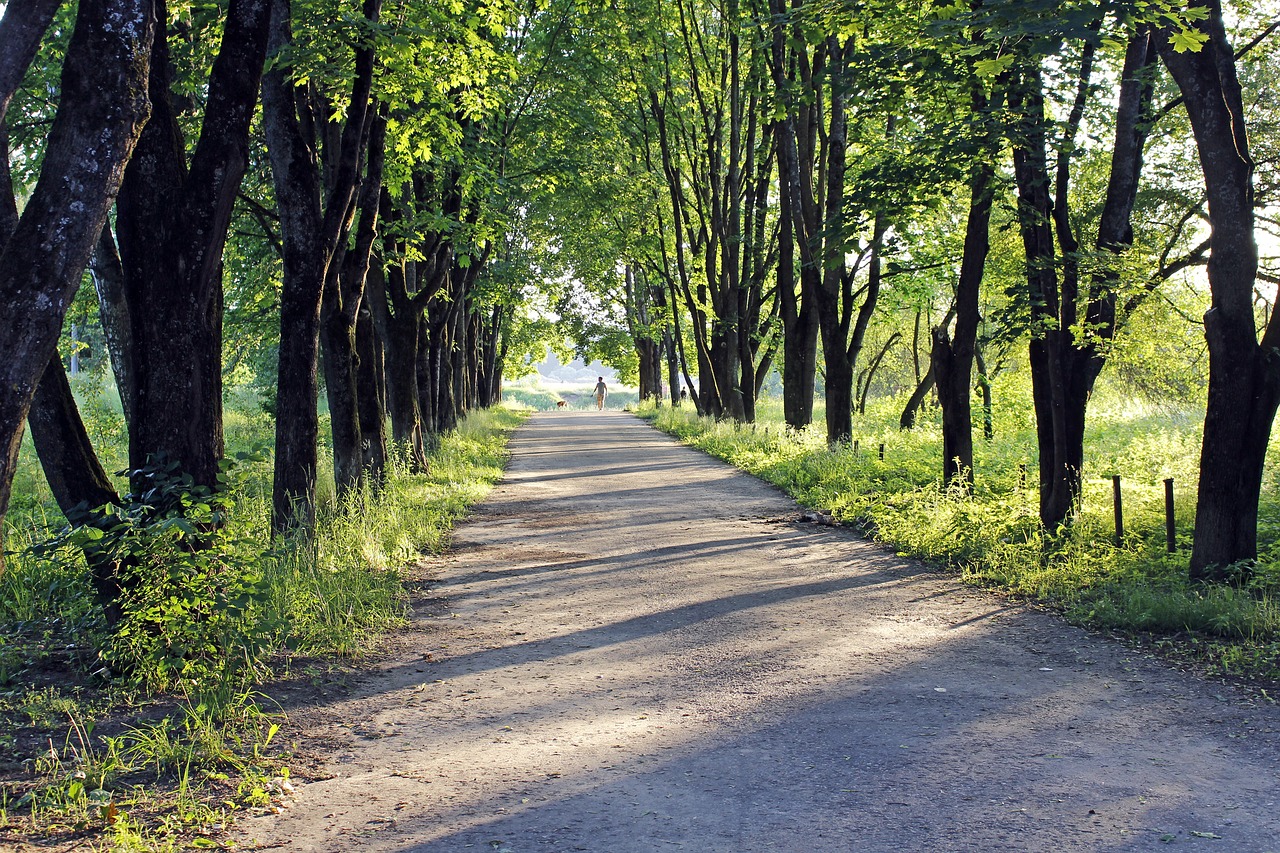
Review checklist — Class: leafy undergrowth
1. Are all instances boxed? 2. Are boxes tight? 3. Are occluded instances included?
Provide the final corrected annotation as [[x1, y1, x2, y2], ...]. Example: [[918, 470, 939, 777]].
[[0, 406, 524, 850], [639, 397, 1280, 684]]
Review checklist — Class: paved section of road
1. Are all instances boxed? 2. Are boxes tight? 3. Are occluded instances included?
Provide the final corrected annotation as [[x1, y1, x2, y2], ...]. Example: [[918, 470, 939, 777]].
[[241, 411, 1280, 852]]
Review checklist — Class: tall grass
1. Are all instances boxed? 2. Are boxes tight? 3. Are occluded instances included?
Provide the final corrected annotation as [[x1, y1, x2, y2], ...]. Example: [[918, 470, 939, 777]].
[[1, 405, 523, 689], [0, 395, 524, 847], [250, 407, 521, 658], [641, 389, 1280, 679]]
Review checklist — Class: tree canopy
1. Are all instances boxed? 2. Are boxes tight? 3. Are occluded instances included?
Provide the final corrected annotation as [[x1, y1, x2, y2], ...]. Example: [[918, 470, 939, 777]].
[[2, 0, 1279, 590]]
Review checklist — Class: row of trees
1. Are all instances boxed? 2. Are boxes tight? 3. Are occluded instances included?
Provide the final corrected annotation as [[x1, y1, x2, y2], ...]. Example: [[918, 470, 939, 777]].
[[522, 0, 1278, 580], [0, 0, 1276, 595], [0, 0, 557, 610]]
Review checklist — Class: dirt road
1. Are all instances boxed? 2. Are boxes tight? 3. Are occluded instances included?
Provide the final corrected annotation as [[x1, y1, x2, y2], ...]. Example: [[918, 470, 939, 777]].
[[240, 411, 1280, 852]]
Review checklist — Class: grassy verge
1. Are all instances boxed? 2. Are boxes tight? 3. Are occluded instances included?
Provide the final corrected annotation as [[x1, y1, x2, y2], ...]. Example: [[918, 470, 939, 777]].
[[0, 405, 525, 850], [638, 397, 1280, 683]]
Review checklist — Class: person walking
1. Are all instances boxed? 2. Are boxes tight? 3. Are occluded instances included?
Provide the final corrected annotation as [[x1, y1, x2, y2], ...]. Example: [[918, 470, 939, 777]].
[[593, 376, 608, 410]]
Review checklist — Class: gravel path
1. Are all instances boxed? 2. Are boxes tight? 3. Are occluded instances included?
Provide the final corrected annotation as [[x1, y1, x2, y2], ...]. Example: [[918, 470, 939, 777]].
[[240, 411, 1280, 852]]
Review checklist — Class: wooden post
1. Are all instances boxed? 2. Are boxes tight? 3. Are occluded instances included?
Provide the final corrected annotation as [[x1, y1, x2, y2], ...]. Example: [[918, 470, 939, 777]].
[[1164, 478, 1176, 553], [1112, 475, 1123, 545]]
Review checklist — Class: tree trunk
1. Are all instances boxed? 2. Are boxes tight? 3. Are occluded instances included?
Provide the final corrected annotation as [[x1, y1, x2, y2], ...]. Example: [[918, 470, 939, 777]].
[[665, 328, 681, 407], [900, 360, 936, 430], [28, 357, 118, 513], [778, 177, 818, 430], [29, 356, 129, 623], [373, 267, 427, 469], [975, 346, 994, 441], [769, 0, 818, 431], [479, 304, 503, 407], [88, 224, 136, 432], [1010, 65, 1075, 529], [1157, 4, 1277, 579], [932, 159, 994, 488], [637, 337, 661, 402], [0, 0, 153, 550], [262, 0, 325, 527], [320, 114, 385, 501], [117, 0, 270, 497], [355, 302, 387, 486], [420, 311, 440, 438], [1008, 30, 1156, 529], [441, 287, 464, 431], [320, 304, 362, 498], [269, 204, 325, 527], [0, 2, 64, 117], [816, 41, 854, 444], [451, 285, 469, 424], [0, 0, 135, 608], [823, 352, 855, 445], [263, 0, 379, 530]]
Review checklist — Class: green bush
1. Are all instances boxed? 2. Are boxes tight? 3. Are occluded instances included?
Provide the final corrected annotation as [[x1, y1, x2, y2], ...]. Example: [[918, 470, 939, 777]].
[[29, 457, 277, 696]]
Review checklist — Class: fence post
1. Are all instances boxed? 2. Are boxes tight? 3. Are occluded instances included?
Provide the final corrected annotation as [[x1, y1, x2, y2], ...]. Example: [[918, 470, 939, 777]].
[[1112, 475, 1124, 545], [1164, 478, 1176, 553]]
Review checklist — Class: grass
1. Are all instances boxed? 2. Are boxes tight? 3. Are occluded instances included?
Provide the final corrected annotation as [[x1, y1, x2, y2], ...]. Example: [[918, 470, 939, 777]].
[[638, 385, 1280, 683], [0, 391, 525, 849]]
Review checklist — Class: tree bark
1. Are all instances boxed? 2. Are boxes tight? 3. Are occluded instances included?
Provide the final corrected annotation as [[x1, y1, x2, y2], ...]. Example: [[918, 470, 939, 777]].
[[30, 357, 130, 622], [420, 309, 440, 439], [355, 301, 387, 485], [263, 0, 379, 529], [975, 346, 994, 441], [899, 360, 936, 430], [665, 328, 681, 407], [0, 0, 153, 552], [1010, 64, 1073, 529], [370, 259, 428, 470], [1009, 31, 1156, 530], [932, 158, 994, 487], [0, 0, 64, 119], [816, 39, 855, 444], [321, 112, 384, 499], [1156, 4, 1277, 579], [28, 357, 119, 514], [777, 141, 818, 430], [88, 224, 137, 432], [116, 0, 270, 496]]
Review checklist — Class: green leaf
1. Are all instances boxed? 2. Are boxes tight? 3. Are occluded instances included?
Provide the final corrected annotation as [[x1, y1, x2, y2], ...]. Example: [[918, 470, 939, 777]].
[[972, 54, 1014, 79], [1170, 28, 1209, 54]]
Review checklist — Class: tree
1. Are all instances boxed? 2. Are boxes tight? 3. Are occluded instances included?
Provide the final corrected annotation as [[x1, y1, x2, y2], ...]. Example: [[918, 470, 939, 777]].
[[114, 0, 271, 496], [0, 0, 153, 562], [262, 0, 381, 528], [644, 0, 777, 421], [767, 0, 819, 430], [996, 3, 1196, 530], [1156, 0, 1278, 579]]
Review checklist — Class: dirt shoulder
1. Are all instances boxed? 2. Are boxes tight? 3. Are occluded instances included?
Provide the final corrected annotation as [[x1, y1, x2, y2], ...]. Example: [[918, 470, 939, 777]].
[[237, 411, 1280, 852]]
